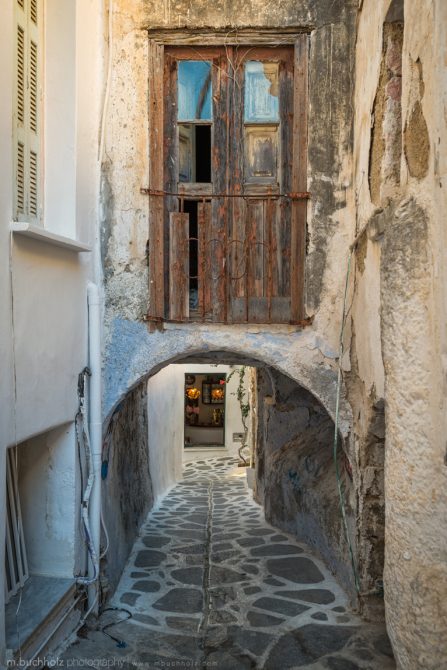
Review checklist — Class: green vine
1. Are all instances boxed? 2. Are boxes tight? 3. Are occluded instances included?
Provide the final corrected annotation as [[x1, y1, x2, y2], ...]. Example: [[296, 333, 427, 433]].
[[226, 366, 251, 465]]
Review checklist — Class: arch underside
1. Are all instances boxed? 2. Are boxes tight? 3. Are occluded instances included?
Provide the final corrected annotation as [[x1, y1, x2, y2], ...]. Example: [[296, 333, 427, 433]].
[[103, 317, 352, 436]]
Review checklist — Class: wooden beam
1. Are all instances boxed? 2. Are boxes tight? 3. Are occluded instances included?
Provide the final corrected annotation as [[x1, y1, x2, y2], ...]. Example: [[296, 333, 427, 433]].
[[291, 34, 308, 323], [148, 40, 165, 319]]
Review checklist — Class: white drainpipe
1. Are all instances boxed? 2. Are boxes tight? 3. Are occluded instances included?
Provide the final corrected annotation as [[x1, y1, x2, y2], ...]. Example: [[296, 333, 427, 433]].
[[87, 281, 102, 614]]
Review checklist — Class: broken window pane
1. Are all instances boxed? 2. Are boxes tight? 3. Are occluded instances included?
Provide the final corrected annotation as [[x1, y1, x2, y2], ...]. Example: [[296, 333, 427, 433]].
[[244, 61, 279, 123], [178, 124, 212, 182], [178, 61, 212, 121]]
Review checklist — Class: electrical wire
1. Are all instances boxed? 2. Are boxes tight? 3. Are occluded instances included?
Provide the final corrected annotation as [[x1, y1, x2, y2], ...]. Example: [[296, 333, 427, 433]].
[[100, 506, 110, 560], [98, 0, 113, 163], [75, 368, 100, 587]]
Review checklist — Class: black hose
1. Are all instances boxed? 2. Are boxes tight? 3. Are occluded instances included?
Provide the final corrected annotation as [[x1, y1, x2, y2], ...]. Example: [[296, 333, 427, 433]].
[[100, 607, 132, 648]]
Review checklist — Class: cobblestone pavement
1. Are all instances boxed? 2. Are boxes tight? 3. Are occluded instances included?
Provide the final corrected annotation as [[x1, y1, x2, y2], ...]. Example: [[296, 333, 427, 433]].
[[62, 457, 395, 669]]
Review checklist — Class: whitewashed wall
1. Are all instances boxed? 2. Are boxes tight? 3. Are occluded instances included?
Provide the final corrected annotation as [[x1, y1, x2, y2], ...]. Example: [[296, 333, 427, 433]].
[[147, 364, 249, 503], [0, 0, 103, 662]]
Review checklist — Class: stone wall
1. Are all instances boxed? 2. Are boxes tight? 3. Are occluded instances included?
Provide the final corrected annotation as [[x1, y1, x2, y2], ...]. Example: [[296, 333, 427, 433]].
[[254, 369, 357, 599], [99, 0, 362, 604], [101, 382, 154, 599], [351, 0, 447, 666], [97, 0, 447, 666]]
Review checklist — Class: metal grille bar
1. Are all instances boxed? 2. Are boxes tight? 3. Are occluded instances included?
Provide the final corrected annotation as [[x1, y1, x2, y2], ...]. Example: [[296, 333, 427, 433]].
[[141, 188, 311, 200], [4, 447, 29, 604]]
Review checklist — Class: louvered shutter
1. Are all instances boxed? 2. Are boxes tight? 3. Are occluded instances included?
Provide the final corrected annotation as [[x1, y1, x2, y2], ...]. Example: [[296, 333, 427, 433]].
[[14, 0, 41, 222]]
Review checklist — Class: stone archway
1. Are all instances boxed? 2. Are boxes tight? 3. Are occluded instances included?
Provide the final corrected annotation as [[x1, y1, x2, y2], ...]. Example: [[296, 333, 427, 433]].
[[100, 331, 362, 605], [103, 321, 352, 437]]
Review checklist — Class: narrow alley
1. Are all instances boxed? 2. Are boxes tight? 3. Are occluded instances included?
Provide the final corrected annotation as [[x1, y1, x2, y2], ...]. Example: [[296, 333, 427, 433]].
[[62, 457, 394, 669], [1, 1, 447, 667]]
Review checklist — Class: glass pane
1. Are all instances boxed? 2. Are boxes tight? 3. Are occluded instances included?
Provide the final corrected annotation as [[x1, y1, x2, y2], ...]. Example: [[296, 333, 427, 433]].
[[178, 61, 212, 121], [244, 61, 279, 123], [178, 124, 211, 183]]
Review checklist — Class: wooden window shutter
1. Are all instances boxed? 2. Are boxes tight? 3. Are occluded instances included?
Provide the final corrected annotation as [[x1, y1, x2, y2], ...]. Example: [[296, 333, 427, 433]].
[[148, 40, 165, 320], [14, 0, 41, 222], [290, 34, 308, 322]]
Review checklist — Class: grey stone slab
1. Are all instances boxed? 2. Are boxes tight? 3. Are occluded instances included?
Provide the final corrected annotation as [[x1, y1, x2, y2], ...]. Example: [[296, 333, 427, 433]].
[[251, 543, 304, 557], [166, 616, 200, 632], [275, 588, 336, 604], [134, 549, 166, 568], [244, 586, 262, 595], [236, 537, 265, 548], [210, 585, 237, 608], [226, 625, 275, 656], [180, 522, 207, 529], [209, 610, 238, 624], [246, 528, 275, 536], [264, 577, 285, 586], [213, 533, 241, 542], [176, 543, 206, 555], [252, 596, 309, 617], [171, 567, 203, 586], [311, 611, 328, 621], [120, 592, 140, 606], [213, 542, 234, 552], [210, 566, 246, 584], [132, 580, 161, 593], [172, 529, 205, 541], [267, 557, 325, 584], [153, 588, 203, 614], [247, 611, 285, 627], [265, 624, 357, 669]]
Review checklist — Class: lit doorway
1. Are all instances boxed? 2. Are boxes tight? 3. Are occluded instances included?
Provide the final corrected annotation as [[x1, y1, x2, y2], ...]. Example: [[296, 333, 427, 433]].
[[184, 372, 226, 449]]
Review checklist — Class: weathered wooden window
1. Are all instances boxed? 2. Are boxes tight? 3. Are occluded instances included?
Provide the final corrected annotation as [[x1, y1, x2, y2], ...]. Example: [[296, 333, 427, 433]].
[[147, 39, 308, 324]]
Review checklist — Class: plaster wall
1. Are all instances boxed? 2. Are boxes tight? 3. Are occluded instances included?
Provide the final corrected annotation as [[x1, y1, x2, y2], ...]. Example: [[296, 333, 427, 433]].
[[147, 363, 249, 504], [147, 365, 184, 502], [17, 424, 79, 578], [0, 0, 103, 447], [352, 0, 447, 666], [101, 0, 359, 421], [0, 0, 103, 660], [0, 3, 15, 655], [10, 238, 88, 443]]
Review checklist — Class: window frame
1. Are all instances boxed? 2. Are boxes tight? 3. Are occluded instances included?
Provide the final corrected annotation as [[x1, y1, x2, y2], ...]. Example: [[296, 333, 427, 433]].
[[147, 33, 308, 325], [13, 0, 43, 224]]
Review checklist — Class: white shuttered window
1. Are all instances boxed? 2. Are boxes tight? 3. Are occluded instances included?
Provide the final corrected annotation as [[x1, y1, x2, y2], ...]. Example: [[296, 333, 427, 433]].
[[14, 0, 41, 222]]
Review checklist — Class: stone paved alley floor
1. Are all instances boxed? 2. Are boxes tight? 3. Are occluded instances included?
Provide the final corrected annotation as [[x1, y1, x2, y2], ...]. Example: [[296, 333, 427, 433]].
[[62, 457, 395, 669]]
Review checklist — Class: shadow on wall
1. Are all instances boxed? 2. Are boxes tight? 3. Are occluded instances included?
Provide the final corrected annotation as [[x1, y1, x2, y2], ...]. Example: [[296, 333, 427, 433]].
[[254, 368, 356, 598], [100, 381, 154, 600]]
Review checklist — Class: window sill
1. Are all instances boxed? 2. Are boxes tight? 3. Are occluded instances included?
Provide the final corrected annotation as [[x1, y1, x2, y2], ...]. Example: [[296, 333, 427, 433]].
[[11, 222, 91, 252]]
